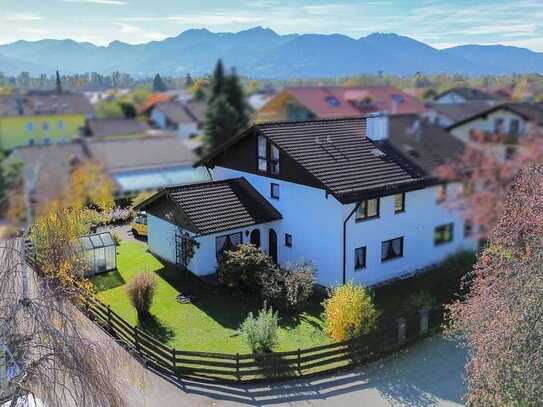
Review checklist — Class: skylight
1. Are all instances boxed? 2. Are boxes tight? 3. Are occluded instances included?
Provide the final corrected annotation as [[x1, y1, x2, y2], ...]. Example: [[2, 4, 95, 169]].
[[325, 96, 340, 107]]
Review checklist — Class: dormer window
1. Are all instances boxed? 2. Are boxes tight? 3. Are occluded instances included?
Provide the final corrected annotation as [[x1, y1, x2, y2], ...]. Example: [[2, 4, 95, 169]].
[[270, 145, 280, 175], [257, 135, 267, 172]]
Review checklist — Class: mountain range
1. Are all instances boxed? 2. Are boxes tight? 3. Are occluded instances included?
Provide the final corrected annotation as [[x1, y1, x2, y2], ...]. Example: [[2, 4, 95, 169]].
[[0, 27, 542, 78]]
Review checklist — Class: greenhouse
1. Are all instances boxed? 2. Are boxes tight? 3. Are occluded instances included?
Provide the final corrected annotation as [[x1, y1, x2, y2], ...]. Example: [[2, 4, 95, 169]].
[[79, 232, 117, 275]]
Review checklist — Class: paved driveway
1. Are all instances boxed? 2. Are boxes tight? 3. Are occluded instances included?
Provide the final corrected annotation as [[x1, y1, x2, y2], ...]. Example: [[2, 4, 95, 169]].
[[125, 336, 467, 406]]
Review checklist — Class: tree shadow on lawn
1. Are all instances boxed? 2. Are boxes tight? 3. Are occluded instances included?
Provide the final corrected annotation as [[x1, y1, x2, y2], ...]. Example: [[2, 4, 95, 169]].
[[138, 314, 175, 343], [154, 264, 326, 332]]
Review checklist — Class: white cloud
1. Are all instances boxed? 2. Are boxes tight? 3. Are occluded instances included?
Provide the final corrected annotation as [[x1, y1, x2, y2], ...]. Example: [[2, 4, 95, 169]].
[[17, 27, 48, 35], [116, 22, 140, 34], [59, 0, 128, 5], [0, 13, 44, 21]]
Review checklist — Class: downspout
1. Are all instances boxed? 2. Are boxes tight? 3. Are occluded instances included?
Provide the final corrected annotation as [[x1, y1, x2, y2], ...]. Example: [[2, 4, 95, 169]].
[[342, 202, 360, 285]]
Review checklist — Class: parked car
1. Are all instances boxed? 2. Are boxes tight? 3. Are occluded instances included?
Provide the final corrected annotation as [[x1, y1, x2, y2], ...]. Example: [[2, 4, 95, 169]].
[[131, 212, 147, 237]]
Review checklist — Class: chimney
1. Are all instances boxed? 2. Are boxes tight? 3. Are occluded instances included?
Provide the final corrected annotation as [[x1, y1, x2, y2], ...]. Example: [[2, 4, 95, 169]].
[[366, 112, 389, 141]]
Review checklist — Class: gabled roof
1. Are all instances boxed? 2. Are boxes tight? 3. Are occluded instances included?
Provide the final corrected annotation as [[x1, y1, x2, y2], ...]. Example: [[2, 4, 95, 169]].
[[140, 93, 175, 114], [153, 101, 206, 125], [435, 87, 496, 102], [0, 93, 94, 117], [275, 86, 424, 119], [386, 114, 465, 174], [427, 101, 494, 123], [199, 117, 428, 203], [84, 118, 150, 138], [446, 102, 543, 131], [139, 178, 282, 235]]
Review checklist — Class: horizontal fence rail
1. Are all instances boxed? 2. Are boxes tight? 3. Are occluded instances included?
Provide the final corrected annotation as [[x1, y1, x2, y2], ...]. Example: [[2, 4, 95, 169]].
[[24, 241, 445, 382]]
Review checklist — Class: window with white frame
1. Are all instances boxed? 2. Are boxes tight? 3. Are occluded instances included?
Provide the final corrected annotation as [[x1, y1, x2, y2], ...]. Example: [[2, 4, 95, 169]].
[[270, 183, 280, 199], [257, 135, 267, 172], [270, 144, 280, 175]]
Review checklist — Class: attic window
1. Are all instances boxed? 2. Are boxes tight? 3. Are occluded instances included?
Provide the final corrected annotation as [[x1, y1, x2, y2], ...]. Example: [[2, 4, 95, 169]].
[[257, 135, 267, 172], [392, 94, 405, 104], [325, 96, 340, 107]]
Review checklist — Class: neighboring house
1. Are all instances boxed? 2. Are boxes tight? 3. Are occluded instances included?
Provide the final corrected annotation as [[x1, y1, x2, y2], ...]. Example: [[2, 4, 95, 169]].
[[424, 101, 495, 128], [82, 118, 150, 139], [256, 86, 425, 123], [10, 134, 210, 205], [84, 135, 210, 198], [138, 116, 475, 287], [445, 103, 543, 160], [0, 93, 94, 151], [9, 142, 84, 204], [150, 101, 206, 139], [433, 87, 497, 104]]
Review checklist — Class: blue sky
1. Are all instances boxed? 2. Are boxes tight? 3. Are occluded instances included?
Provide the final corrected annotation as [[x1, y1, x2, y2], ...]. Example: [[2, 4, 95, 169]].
[[0, 0, 542, 50]]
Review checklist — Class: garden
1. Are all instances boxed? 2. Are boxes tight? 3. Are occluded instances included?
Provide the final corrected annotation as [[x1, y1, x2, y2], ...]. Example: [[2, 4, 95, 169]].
[[92, 238, 476, 354]]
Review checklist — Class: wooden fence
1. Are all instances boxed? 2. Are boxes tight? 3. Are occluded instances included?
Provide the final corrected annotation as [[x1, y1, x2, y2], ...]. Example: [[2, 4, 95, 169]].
[[24, 239, 445, 383]]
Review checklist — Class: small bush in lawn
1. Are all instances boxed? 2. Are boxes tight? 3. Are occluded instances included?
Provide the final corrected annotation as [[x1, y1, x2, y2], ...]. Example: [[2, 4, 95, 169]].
[[401, 290, 437, 316], [218, 244, 274, 292], [322, 283, 378, 342], [110, 231, 122, 246], [239, 302, 279, 352], [260, 260, 316, 312], [126, 272, 158, 320]]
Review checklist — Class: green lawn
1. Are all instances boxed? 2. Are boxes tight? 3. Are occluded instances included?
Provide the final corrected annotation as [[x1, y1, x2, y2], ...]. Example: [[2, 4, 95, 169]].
[[92, 241, 330, 353]]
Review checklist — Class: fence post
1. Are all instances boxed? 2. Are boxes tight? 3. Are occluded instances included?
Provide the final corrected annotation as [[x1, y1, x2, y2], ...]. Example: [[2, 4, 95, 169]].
[[419, 308, 429, 336], [236, 353, 240, 382], [297, 348, 301, 374], [171, 348, 176, 371], [107, 305, 112, 333], [397, 318, 406, 345], [134, 327, 139, 353]]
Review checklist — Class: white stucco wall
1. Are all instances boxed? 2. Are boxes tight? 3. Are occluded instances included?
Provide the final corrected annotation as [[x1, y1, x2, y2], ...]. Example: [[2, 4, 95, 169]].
[[344, 185, 477, 286], [150, 109, 168, 129], [147, 214, 180, 264], [178, 123, 199, 139], [214, 167, 345, 286], [450, 109, 528, 142], [435, 93, 467, 104], [423, 109, 454, 128]]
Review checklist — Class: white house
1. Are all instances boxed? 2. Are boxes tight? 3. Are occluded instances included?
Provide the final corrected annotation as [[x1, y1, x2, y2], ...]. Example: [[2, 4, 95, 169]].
[[150, 101, 205, 140], [433, 87, 496, 104], [445, 103, 543, 160], [138, 115, 476, 287]]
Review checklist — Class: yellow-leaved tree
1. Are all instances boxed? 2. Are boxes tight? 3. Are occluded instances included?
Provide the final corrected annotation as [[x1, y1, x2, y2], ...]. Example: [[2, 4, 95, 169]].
[[68, 160, 114, 212], [31, 202, 96, 294], [322, 283, 378, 342]]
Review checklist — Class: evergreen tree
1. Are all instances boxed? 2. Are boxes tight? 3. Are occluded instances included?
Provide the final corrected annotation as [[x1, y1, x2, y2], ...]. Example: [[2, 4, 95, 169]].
[[223, 68, 249, 129], [210, 59, 225, 102], [152, 74, 167, 92], [203, 95, 239, 153], [185, 73, 194, 88], [55, 71, 62, 95]]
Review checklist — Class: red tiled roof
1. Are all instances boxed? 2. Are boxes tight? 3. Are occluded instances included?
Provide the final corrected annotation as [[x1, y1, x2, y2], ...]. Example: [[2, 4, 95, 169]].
[[140, 93, 175, 114], [285, 86, 424, 118]]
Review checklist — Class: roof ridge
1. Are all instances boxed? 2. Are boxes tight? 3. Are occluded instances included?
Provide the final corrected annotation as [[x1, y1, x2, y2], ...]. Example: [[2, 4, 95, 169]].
[[164, 177, 241, 191], [256, 116, 365, 128]]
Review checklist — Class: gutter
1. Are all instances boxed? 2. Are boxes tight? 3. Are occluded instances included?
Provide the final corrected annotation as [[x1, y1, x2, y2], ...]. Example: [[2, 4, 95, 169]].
[[342, 202, 360, 285]]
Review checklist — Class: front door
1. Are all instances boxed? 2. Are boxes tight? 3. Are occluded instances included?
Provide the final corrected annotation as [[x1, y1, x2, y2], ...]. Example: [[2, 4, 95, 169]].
[[268, 228, 277, 263]]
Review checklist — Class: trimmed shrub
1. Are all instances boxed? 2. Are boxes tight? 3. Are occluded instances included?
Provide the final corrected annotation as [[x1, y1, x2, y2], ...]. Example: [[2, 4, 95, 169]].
[[260, 260, 316, 312], [322, 283, 378, 342], [217, 244, 275, 292], [401, 290, 437, 316], [126, 272, 158, 320], [239, 302, 279, 352]]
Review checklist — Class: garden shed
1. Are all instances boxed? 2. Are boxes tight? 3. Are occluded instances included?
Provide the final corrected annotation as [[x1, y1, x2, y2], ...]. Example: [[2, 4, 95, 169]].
[[79, 232, 117, 275]]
